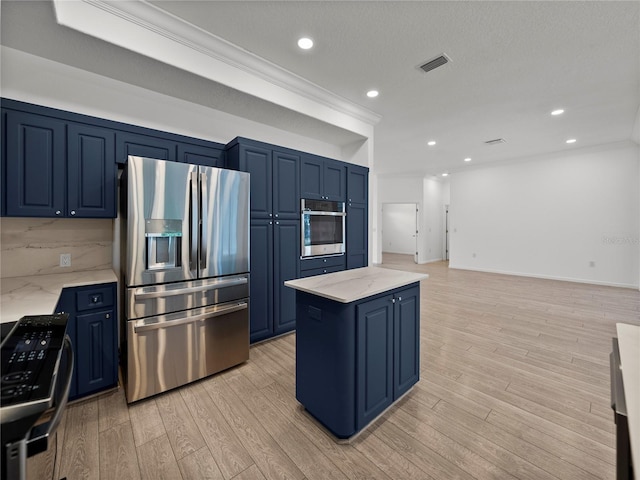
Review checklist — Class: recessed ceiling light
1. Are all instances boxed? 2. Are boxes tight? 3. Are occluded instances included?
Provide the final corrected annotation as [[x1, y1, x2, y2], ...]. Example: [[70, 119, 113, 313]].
[[464, 157, 472, 162], [442, 173, 449, 177], [427, 140, 436, 146], [366, 90, 379, 98], [297, 37, 313, 50], [566, 138, 577, 144], [551, 109, 565, 116]]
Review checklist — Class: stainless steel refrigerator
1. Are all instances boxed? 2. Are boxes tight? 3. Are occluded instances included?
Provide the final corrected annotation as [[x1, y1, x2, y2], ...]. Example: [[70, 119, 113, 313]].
[[121, 156, 250, 403]]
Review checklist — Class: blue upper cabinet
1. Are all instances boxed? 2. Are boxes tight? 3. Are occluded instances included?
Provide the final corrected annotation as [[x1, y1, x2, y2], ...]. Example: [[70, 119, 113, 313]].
[[347, 164, 369, 205], [300, 154, 346, 201], [273, 150, 300, 219], [225, 138, 300, 219], [67, 124, 116, 218], [5, 111, 66, 217], [177, 143, 224, 167], [115, 131, 176, 164], [5, 111, 116, 218]]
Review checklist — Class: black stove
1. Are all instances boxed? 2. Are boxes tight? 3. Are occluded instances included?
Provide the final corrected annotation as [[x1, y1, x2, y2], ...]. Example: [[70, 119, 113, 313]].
[[1, 314, 73, 480]]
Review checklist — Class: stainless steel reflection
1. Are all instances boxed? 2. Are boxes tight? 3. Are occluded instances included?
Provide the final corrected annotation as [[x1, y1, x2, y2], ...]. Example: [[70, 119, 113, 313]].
[[121, 156, 250, 403], [127, 300, 249, 403]]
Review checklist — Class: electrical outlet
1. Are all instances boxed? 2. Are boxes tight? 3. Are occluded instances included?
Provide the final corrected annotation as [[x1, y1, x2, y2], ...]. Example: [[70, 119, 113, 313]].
[[60, 253, 71, 267]]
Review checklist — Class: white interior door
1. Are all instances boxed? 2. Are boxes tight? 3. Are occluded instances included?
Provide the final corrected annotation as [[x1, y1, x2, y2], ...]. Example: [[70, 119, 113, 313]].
[[381, 203, 418, 262]]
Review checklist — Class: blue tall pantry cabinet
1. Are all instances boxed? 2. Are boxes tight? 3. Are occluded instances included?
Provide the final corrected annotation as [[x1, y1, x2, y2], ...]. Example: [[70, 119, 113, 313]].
[[346, 164, 369, 269], [226, 138, 300, 342]]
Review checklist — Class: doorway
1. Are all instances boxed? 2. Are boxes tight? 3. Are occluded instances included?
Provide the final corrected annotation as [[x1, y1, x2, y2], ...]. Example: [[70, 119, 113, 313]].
[[381, 203, 418, 264]]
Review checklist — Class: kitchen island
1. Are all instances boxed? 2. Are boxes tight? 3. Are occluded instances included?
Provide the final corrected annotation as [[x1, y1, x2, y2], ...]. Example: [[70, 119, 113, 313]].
[[285, 266, 428, 439]]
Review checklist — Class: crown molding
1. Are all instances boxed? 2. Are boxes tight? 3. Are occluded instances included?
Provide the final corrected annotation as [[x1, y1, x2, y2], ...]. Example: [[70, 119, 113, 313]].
[[53, 0, 381, 131]]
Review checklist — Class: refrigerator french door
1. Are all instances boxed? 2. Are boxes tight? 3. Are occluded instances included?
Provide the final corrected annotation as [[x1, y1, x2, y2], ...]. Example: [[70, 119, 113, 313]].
[[122, 156, 250, 403]]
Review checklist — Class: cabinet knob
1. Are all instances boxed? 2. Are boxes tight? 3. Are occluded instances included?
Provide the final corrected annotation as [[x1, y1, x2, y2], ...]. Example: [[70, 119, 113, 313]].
[[269, 213, 273, 217], [398, 296, 402, 301], [275, 214, 278, 218], [105, 313, 110, 319], [392, 298, 396, 303], [55, 210, 61, 215], [269, 221, 273, 225], [275, 221, 280, 225], [70, 210, 76, 216]]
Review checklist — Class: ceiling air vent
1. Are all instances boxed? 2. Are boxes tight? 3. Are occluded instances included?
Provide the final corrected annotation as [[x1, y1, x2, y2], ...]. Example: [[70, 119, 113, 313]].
[[418, 54, 451, 74], [484, 138, 506, 145]]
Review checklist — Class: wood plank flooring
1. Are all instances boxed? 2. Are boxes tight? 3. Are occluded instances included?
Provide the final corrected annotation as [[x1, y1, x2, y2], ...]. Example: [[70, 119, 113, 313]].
[[27, 256, 640, 479]]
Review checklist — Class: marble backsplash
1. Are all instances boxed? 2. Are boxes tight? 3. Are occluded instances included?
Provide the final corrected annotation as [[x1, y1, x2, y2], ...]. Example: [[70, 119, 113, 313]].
[[1, 217, 113, 278]]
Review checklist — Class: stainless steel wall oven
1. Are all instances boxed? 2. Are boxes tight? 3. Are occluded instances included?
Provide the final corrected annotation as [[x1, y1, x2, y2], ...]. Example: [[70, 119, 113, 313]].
[[301, 198, 346, 257]]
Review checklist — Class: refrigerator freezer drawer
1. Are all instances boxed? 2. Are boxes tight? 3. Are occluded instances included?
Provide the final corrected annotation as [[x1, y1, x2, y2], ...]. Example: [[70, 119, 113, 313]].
[[125, 300, 249, 403], [127, 274, 249, 320]]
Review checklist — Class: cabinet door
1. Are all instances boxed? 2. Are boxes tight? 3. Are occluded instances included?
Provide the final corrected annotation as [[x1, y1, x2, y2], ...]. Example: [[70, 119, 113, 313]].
[[177, 143, 224, 167], [273, 150, 300, 219], [393, 286, 420, 399], [347, 202, 368, 269], [55, 290, 77, 400], [250, 219, 274, 342], [323, 160, 346, 202], [115, 132, 176, 164], [76, 309, 117, 396], [356, 295, 393, 429], [243, 146, 272, 218], [67, 124, 116, 218], [5, 111, 66, 217], [300, 155, 323, 200], [273, 220, 300, 335], [347, 165, 368, 204]]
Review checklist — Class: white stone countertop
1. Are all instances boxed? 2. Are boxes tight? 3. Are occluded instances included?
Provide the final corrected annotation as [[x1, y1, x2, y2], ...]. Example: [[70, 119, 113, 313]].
[[284, 266, 428, 303], [1, 269, 118, 324], [616, 323, 640, 472]]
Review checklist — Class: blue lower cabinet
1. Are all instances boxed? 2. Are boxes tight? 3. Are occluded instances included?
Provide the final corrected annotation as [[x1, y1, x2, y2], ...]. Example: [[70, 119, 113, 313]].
[[296, 282, 420, 438], [55, 282, 118, 400], [356, 295, 394, 429], [249, 219, 299, 342]]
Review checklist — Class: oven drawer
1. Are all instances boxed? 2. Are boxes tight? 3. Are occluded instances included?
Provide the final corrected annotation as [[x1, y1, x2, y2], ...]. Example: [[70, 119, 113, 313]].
[[300, 255, 345, 271], [75, 284, 116, 312], [299, 265, 345, 278]]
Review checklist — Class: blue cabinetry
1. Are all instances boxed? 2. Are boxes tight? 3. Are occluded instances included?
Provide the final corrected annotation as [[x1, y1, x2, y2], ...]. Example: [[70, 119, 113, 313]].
[[177, 143, 224, 167], [55, 282, 118, 400], [67, 124, 117, 218], [346, 164, 369, 269], [227, 138, 301, 342], [3, 109, 116, 218], [296, 282, 420, 438], [4, 111, 66, 217], [249, 218, 299, 342], [115, 131, 176, 164], [300, 154, 346, 201]]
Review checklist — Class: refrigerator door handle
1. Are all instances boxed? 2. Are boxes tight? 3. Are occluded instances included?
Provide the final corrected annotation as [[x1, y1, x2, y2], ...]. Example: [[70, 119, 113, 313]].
[[132, 276, 248, 300], [133, 301, 248, 333], [199, 171, 207, 270], [189, 171, 199, 276]]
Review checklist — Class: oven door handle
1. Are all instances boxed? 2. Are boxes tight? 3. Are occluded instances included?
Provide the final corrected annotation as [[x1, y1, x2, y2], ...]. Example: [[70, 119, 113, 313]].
[[303, 211, 346, 216], [133, 301, 248, 333], [133, 276, 248, 300], [26, 334, 74, 457]]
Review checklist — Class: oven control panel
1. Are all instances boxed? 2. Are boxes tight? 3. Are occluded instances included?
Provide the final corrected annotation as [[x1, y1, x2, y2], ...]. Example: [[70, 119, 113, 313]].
[[1, 314, 69, 408]]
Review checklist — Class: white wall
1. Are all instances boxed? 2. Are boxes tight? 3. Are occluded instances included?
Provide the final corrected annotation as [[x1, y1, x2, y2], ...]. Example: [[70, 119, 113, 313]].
[[0, 47, 352, 163], [449, 141, 640, 288], [423, 178, 446, 262], [382, 204, 417, 255]]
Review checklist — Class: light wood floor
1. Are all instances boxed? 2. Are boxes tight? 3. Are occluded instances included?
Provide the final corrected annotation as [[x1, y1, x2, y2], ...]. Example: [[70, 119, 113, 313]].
[[28, 255, 640, 480]]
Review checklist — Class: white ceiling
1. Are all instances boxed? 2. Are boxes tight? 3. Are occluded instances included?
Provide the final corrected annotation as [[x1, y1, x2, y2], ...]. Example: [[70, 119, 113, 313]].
[[2, 1, 639, 176]]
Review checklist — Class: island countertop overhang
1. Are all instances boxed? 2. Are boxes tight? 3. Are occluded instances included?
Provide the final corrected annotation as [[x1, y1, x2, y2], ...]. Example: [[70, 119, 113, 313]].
[[284, 266, 428, 304]]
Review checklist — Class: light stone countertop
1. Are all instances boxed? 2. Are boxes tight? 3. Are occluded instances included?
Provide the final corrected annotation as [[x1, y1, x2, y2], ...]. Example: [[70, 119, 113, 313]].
[[616, 323, 640, 472], [1, 269, 118, 324], [284, 266, 428, 303]]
